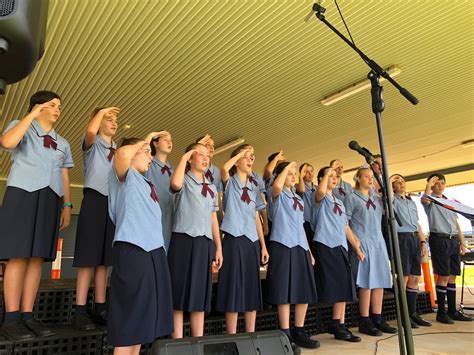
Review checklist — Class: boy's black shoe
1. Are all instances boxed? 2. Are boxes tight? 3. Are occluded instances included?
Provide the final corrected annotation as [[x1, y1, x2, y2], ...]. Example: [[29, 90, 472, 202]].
[[411, 313, 432, 327], [448, 310, 473, 322], [328, 323, 351, 340], [436, 311, 454, 324], [290, 329, 320, 349], [374, 319, 397, 334]]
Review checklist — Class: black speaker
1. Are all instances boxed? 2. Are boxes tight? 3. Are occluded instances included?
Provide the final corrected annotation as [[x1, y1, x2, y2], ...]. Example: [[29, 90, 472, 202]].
[[0, 0, 49, 94], [151, 330, 293, 355]]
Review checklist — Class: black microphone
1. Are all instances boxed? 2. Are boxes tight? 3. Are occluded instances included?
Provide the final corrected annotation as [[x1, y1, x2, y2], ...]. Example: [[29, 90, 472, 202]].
[[348, 140, 375, 164]]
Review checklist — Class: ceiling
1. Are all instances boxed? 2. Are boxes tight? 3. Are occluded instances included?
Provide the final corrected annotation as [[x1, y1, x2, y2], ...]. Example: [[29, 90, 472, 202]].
[[1, 0, 473, 193]]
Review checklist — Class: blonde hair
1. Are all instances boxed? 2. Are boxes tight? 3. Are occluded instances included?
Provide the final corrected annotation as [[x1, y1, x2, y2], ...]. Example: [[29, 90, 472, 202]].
[[354, 167, 371, 189]]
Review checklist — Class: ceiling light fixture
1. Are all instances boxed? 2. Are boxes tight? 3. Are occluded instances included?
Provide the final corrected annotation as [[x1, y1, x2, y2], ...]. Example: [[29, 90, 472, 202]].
[[320, 65, 402, 106], [214, 137, 245, 155]]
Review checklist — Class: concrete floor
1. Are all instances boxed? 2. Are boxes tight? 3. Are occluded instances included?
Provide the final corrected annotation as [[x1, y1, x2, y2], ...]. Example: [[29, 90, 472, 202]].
[[304, 287, 474, 354]]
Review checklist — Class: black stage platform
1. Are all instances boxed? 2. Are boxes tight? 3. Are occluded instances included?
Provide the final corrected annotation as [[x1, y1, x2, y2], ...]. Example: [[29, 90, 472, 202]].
[[0, 277, 433, 354]]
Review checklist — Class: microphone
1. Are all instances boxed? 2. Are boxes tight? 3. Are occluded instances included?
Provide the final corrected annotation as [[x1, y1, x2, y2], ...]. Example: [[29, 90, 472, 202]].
[[348, 140, 375, 164]]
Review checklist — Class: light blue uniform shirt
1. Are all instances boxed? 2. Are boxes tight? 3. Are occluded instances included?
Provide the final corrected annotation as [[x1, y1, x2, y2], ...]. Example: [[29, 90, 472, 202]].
[[173, 171, 219, 239], [333, 179, 353, 201], [205, 163, 223, 192], [393, 194, 418, 233], [108, 167, 164, 252], [423, 194, 457, 234], [145, 157, 174, 251], [270, 187, 309, 250], [250, 171, 266, 194], [221, 175, 265, 242], [344, 190, 392, 289], [82, 135, 116, 196], [265, 174, 276, 222], [299, 182, 316, 222], [3, 120, 74, 197], [312, 193, 348, 250]]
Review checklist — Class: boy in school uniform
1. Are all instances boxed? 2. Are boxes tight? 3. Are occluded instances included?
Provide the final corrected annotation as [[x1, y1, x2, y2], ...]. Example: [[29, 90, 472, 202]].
[[390, 174, 432, 328], [107, 136, 173, 354], [0, 91, 73, 340], [421, 173, 472, 323], [72, 107, 119, 330]]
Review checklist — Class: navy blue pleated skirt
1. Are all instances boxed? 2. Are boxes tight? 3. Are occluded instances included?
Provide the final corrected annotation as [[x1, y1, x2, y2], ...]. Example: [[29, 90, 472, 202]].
[[0, 187, 60, 261], [215, 234, 262, 312], [167, 233, 215, 312], [107, 242, 173, 347], [313, 242, 357, 303], [73, 188, 115, 267], [348, 243, 360, 283], [264, 241, 318, 305]]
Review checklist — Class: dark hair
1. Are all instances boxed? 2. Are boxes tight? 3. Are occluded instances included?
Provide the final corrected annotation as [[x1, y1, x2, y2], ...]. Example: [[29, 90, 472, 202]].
[[229, 144, 252, 176], [267, 152, 279, 163], [185, 142, 206, 172], [329, 159, 340, 167], [150, 130, 166, 156], [317, 166, 330, 183], [274, 161, 290, 177], [427, 173, 445, 182], [390, 173, 405, 188], [299, 163, 313, 174], [28, 91, 61, 112], [120, 137, 142, 147]]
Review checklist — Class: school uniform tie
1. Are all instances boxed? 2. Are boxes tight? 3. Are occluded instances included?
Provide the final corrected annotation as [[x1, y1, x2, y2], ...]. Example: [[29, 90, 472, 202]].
[[366, 198, 376, 210], [161, 165, 172, 177], [338, 187, 346, 197], [205, 169, 214, 183], [146, 180, 159, 203], [43, 135, 57, 150], [248, 176, 258, 187], [333, 202, 343, 215], [201, 183, 215, 198], [107, 147, 116, 162], [292, 197, 304, 211], [241, 187, 251, 204]]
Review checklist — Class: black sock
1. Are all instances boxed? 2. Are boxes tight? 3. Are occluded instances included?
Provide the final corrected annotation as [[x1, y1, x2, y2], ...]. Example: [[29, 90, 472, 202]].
[[292, 326, 304, 336], [359, 316, 370, 323], [281, 328, 291, 338], [371, 314, 382, 323], [435, 285, 447, 313], [330, 318, 340, 327], [406, 287, 418, 315], [21, 312, 33, 321], [3, 311, 21, 325], [75, 304, 87, 315], [447, 283, 457, 314], [94, 302, 106, 313]]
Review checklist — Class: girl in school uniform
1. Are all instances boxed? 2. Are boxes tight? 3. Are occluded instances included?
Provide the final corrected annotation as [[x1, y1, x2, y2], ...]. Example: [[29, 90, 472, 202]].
[[329, 159, 353, 201], [145, 130, 174, 251], [0, 91, 74, 341], [72, 107, 119, 331], [343, 168, 396, 336], [296, 163, 316, 256], [168, 143, 223, 338], [196, 134, 223, 209], [312, 166, 364, 342], [216, 145, 269, 334], [264, 161, 319, 350], [107, 136, 173, 355]]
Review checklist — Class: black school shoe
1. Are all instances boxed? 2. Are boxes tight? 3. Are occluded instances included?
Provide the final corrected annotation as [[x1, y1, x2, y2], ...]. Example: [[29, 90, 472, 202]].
[[72, 313, 96, 331], [411, 313, 432, 327], [344, 327, 362, 342], [2, 321, 35, 341], [290, 329, 320, 349], [359, 319, 383, 337], [448, 310, 473, 322], [90, 309, 107, 326], [328, 323, 351, 340], [436, 311, 454, 324], [24, 318, 54, 337], [374, 319, 397, 334]]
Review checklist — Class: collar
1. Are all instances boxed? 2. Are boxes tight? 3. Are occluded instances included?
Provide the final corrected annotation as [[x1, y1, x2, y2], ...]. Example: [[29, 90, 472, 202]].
[[96, 134, 116, 149], [152, 157, 170, 169], [187, 170, 211, 185], [32, 120, 57, 140]]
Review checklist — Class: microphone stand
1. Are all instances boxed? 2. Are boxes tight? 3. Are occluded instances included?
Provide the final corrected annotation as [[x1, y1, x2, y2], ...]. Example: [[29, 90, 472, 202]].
[[311, 3, 417, 354]]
